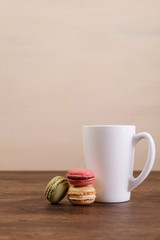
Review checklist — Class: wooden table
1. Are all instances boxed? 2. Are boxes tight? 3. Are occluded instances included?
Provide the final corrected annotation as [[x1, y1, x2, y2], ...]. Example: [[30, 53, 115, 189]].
[[0, 171, 160, 240]]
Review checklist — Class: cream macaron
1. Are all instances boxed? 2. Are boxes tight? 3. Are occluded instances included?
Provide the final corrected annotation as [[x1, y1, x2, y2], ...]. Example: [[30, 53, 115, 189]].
[[67, 185, 96, 205]]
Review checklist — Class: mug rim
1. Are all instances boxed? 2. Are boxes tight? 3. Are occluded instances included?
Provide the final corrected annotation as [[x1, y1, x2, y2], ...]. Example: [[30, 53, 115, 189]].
[[82, 125, 135, 128]]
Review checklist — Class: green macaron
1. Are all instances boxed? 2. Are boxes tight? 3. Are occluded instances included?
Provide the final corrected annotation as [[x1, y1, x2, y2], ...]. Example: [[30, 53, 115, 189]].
[[45, 176, 69, 204]]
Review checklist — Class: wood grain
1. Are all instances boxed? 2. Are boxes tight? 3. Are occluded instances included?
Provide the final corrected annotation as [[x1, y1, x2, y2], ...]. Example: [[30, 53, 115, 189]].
[[0, 171, 160, 240]]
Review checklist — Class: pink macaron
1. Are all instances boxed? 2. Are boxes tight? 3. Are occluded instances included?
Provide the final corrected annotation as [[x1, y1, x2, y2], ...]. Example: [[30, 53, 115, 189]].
[[66, 168, 95, 186]]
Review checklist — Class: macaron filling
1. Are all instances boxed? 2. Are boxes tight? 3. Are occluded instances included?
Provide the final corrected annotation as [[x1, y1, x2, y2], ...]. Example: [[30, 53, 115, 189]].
[[68, 194, 96, 199], [67, 176, 95, 180]]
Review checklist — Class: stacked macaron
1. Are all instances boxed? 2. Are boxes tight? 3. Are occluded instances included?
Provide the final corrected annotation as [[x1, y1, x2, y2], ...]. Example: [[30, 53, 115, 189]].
[[66, 169, 96, 205]]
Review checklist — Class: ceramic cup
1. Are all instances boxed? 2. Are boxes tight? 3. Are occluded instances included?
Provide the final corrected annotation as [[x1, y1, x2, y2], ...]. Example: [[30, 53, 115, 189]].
[[82, 125, 155, 203]]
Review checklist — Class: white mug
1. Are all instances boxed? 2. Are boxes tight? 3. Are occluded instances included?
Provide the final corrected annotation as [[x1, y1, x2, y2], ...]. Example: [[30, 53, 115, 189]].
[[82, 125, 155, 203]]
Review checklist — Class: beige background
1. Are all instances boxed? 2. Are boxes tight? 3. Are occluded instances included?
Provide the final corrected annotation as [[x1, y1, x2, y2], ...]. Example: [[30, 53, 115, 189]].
[[0, 0, 159, 170]]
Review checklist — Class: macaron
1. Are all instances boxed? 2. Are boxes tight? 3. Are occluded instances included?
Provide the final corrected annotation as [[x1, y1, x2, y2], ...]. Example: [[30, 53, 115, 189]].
[[66, 168, 95, 186], [45, 176, 69, 204], [67, 185, 96, 205]]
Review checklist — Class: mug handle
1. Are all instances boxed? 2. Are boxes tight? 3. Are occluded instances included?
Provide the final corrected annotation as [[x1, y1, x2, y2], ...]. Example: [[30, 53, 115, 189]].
[[128, 132, 156, 192]]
